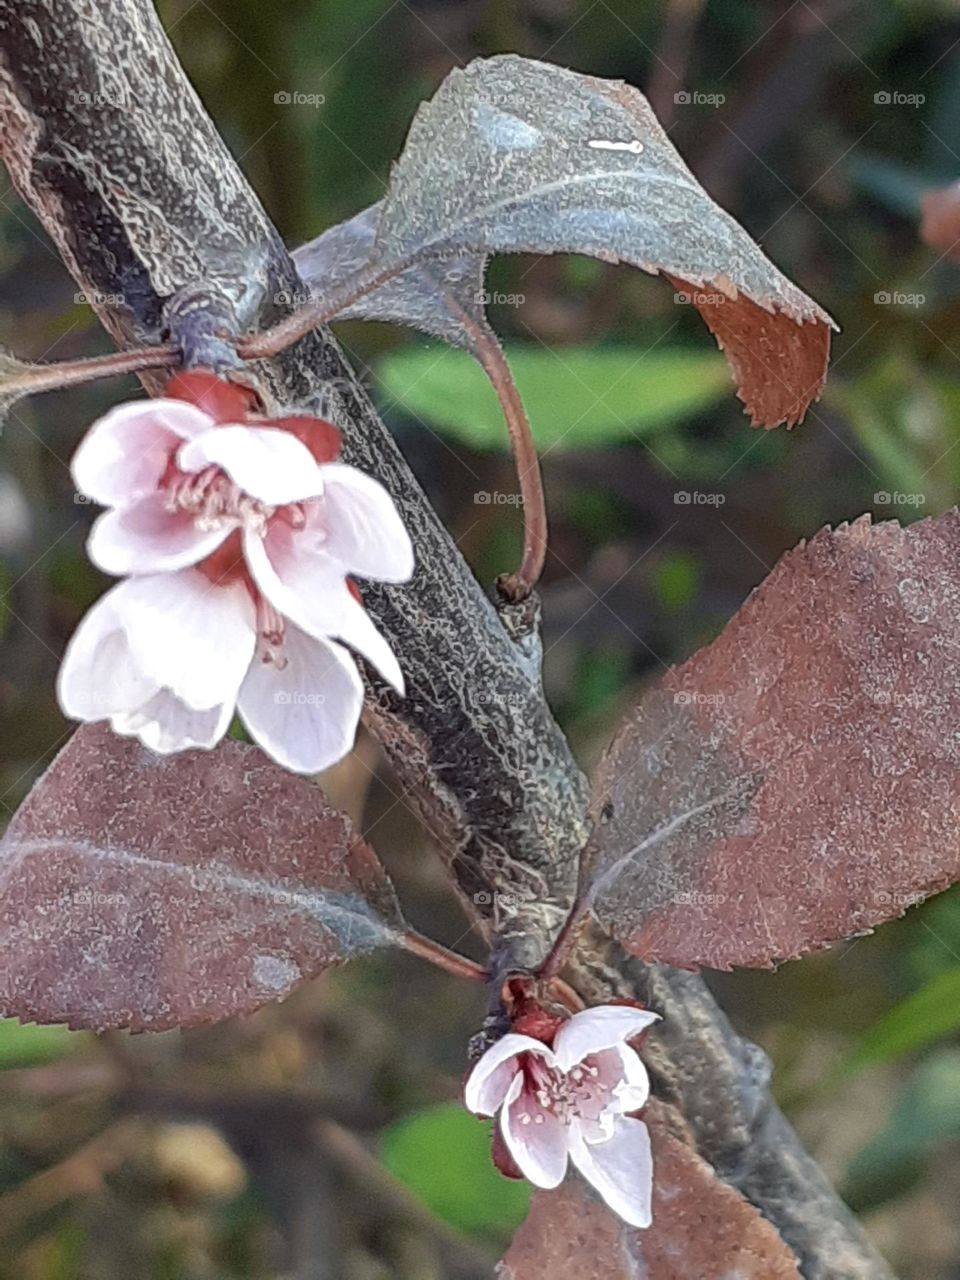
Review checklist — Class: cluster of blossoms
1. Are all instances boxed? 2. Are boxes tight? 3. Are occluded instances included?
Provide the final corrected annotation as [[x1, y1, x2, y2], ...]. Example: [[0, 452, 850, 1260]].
[[59, 375, 662, 1228], [58, 372, 414, 773], [465, 999, 659, 1227]]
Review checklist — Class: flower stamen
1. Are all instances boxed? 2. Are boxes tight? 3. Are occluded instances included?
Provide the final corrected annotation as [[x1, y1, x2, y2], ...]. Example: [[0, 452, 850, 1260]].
[[165, 465, 275, 534]]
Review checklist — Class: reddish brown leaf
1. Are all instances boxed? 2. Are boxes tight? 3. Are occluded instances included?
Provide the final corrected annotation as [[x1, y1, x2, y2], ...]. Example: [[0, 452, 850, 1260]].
[[0, 725, 404, 1030], [667, 273, 830, 429], [586, 511, 960, 969], [499, 1108, 799, 1279]]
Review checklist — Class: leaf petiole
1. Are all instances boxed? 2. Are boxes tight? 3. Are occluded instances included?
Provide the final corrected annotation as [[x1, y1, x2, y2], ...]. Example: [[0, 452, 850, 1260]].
[[0, 343, 180, 408], [399, 930, 488, 982]]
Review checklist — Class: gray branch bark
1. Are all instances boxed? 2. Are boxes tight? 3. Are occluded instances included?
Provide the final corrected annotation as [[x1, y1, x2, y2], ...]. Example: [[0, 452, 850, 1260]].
[[0, 3, 893, 1277]]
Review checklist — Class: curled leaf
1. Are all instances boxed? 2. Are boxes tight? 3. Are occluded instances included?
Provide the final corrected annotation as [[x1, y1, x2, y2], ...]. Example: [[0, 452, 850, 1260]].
[[0, 725, 404, 1030], [299, 55, 834, 428], [585, 511, 960, 969]]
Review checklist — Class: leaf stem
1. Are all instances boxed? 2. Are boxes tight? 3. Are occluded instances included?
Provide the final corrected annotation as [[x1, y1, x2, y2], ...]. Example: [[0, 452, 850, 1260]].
[[463, 320, 547, 600], [546, 975, 586, 1012], [399, 930, 487, 982], [237, 266, 397, 360], [1, 344, 180, 402], [536, 894, 589, 984]]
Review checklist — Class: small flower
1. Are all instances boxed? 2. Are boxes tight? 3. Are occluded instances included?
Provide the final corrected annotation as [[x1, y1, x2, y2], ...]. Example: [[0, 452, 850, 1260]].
[[464, 1005, 659, 1228], [58, 380, 414, 773]]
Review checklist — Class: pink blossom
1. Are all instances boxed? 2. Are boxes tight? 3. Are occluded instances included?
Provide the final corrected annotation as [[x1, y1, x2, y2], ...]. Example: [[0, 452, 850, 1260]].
[[58, 398, 413, 772], [464, 1005, 659, 1227]]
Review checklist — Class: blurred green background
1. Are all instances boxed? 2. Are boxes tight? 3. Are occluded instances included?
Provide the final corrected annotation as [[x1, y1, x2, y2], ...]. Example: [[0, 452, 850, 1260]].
[[2, 0, 960, 1275]]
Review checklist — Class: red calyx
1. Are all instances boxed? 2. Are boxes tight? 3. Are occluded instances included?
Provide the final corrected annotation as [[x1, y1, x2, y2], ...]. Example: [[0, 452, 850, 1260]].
[[270, 414, 342, 464], [166, 369, 259, 424], [512, 1005, 565, 1045], [504, 976, 566, 1047], [165, 371, 342, 465]]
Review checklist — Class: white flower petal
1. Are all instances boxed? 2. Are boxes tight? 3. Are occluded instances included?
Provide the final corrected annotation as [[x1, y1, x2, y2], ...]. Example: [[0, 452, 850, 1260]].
[[464, 1033, 555, 1116], [501, 1074, 569, 1189], [333, 591, 404, 693], [237, 629, 363, 774], [318, 464, 414, 582], [245, 521, 340, 629], [57, 588, 158, 720], [111, 692, 233, 753], [612, 1044, 651, 1113], [111, 572, 256, 710], [246, 528, 404, 692], [553, 1006, 660, 1072], [87, 493, 235, 575], [570, 1116, 653, 1229], [72, 400, 213, 507], [178, 426, 327, 504]]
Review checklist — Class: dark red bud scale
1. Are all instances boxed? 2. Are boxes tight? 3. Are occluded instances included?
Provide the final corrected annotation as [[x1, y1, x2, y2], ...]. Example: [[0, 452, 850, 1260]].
[[165, 371, 342, 467], [166, 369, 259, 423], [503, 975, 567, 1045], [512, 1006, 564, 1045], [270, 414, 342, 464]]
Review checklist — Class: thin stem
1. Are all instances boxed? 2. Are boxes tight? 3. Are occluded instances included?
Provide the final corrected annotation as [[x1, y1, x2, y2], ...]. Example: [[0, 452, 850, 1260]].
[[537, 893, 589, 984], [399, 929, 487, 982], [237, 266, 396, 360], [464, 319, 547, 600], [546, 975, 585, 1012], [1, 343, 179, 401]]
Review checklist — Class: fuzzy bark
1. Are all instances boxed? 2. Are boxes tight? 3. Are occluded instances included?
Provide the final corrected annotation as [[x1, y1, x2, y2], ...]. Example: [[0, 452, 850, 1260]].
[[0, 3, 893, 1276]]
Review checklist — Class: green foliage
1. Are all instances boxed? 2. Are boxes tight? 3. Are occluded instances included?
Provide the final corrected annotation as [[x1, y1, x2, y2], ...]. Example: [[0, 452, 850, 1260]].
[[652, 550, 700, 612], [844, 1050, 960, 1211], [0, 1016, 83, 1068], [846, 968, 960, 1072], [562, 646, 632, 723], [823, 357, 960, 513], [376, 345, 731, 451], [380, 1103, 530, 1237]]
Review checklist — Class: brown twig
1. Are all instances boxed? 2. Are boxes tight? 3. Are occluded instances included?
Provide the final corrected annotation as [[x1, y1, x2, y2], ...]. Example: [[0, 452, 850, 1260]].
[[400, 930, 487, 982], [537, 894, 590, 984], [0, 1120, 142, 1234], [316, 1120, 494, 1277]]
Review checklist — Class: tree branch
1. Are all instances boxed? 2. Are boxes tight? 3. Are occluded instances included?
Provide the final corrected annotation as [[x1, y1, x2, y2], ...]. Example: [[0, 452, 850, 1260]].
[[0, 4, 893, 1276]]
